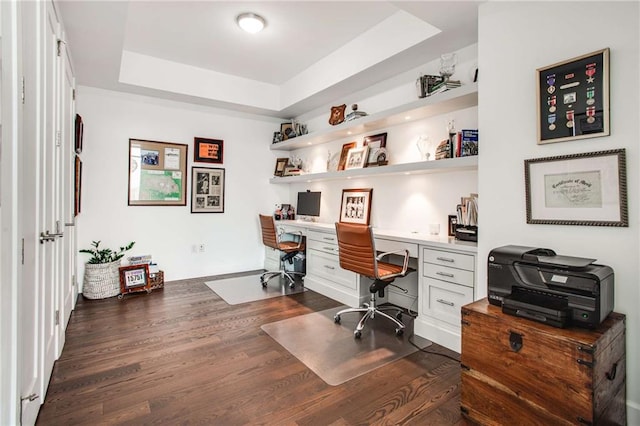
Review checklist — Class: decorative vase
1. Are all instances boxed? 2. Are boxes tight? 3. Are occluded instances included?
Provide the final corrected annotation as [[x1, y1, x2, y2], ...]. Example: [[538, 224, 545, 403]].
[[82, 260, 121, 299]]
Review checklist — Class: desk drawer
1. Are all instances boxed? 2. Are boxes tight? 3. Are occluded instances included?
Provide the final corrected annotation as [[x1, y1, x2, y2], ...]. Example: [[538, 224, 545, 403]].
[[423, 263, 474, 288], [307, 229, 337, 244], [422, 278, 473, 326], [423, 248, 475, 271], [307, 249, 356, 290], [307, 238, 339, 256]]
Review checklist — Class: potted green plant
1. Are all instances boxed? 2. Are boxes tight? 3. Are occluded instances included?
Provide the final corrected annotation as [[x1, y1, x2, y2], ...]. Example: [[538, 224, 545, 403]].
[[80, 240, 135, 299]]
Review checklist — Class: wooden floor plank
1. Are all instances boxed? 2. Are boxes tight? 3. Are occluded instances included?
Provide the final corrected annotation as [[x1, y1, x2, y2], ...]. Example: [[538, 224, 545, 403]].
[[36, 275, 463, 425]]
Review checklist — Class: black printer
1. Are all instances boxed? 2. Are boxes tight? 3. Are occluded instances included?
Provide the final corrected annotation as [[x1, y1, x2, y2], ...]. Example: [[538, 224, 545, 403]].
[[487, 245, 614, 328]]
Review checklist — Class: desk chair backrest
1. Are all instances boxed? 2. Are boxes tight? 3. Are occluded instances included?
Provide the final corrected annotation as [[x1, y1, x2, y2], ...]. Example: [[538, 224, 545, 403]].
[[259, 214, 279, 250], [335, 222, 377, 278]]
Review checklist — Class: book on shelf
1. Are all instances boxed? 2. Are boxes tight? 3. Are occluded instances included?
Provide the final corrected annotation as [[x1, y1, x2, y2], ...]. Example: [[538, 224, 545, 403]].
[[128, 254, 152, 265], [461, 129, 479, 157]]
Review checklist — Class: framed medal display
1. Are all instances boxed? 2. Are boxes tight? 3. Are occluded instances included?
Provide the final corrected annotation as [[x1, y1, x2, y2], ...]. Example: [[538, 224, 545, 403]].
[[536, 48, 609, 144]]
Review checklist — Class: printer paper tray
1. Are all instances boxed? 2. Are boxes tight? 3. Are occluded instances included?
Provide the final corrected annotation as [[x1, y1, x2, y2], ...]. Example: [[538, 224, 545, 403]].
[[502, 296, 570, 328]]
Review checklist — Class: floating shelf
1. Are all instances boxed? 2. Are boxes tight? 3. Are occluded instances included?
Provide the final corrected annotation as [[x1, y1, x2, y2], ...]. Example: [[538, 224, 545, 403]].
[[270, 83, 478, 152], [269, 156, 478, 184]]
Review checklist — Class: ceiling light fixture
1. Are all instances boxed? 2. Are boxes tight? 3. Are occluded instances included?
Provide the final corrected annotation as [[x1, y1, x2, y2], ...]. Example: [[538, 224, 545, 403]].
[[237, 13, 266, 34]]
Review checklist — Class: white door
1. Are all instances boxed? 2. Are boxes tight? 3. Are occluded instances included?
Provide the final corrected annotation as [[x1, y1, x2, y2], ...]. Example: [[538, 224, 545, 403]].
[[19, 2, 61, 424], [58, 37, 76, 353]]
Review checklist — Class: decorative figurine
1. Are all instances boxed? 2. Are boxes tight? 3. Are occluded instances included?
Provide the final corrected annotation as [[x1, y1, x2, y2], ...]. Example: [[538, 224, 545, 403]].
[[329, 104, 346, 125], [345, 104, 368, 122]]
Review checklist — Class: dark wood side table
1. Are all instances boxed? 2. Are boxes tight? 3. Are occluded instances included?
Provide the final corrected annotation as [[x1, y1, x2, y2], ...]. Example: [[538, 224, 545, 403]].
[[460, 298, 626, 425]]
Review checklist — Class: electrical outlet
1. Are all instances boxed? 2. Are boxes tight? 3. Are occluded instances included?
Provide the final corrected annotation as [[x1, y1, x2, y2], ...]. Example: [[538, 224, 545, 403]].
[[199, 244, 205, 253]]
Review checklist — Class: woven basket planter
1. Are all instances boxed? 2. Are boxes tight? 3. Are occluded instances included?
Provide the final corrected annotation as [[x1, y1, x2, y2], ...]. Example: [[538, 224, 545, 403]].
[[82, 260, 121, 299]]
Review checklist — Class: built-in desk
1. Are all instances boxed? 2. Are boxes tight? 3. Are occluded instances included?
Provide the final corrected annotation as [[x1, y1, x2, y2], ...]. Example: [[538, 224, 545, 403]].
[[275, 220, 477, 352]]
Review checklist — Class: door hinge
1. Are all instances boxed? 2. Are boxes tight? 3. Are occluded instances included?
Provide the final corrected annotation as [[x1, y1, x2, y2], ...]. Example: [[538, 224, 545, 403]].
[[57, 39, 62, 56], [72, 274, 76, 286], [21, 77, 25, 104], [72, 89, 76, 101], [21, 238, 25, 265], [56, 130, 62, 147], [55, 310, 60, 326]]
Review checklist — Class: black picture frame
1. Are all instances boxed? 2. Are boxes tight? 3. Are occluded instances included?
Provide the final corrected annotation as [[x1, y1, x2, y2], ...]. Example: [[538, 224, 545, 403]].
[[363, 132, 388, 167], [537, 48, 610, 144], [74, 114, 83, 154], [524, 149, 627, 226], [194, 137, 223, 164], [191, 167, 225, 213]]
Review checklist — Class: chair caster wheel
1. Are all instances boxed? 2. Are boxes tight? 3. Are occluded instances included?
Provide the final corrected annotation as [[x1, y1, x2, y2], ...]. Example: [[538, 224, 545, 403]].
[[396, 312, 403, 321], [395, 328, 404, 337], [354, 330, 362, 339], [289, 283, 295, 289], [261, 280, 267, 288], [334, 315, 341, 324]]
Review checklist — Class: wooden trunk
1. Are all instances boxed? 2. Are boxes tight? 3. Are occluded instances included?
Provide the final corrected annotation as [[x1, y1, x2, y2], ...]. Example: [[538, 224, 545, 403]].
[[460, 298, 625, 425]]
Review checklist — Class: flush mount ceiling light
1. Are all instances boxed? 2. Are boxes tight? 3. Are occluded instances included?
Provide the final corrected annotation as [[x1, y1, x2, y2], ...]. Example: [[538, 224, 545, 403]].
[[237, 13, 266, 34]]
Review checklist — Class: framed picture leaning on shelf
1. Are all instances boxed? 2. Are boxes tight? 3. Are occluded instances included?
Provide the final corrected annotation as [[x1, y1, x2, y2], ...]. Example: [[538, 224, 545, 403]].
[[363, 132, 388, 166], [345, 146, 368, 170], [339, 188, 373, 226], [191, 167, 225, 213], [337, 142, 356, 171]]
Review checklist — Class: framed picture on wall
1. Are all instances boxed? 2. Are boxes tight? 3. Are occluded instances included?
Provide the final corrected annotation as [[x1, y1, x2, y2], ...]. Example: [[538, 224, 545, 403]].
[[191, 167, 225, 213], [128, 139, 188, 206], [74, 114, 84, 154], [536, 48, 610, 144], [339, 188, 373, 226], [194, 137, 223, 164], [74, 155, 82, 216], [524, 149, 627, 226]]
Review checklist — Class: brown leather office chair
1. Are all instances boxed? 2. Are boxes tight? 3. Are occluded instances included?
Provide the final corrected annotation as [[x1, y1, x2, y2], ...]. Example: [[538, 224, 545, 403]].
[[333, 222, 411, 338], [259, 214, 305, 288]]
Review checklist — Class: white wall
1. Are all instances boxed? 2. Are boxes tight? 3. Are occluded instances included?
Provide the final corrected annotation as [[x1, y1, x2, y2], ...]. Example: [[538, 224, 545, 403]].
[[76, 87, 288, 284], [478, 1, 639, 420]]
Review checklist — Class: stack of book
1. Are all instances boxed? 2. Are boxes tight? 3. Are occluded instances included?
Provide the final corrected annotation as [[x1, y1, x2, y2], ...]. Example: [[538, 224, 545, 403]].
[[128, 254, 160, 273], [427, 79, 462, 96]]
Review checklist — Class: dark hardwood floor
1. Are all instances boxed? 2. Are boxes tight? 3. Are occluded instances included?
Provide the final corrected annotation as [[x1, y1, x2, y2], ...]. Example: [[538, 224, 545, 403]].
[[37, 274, 464, 425]]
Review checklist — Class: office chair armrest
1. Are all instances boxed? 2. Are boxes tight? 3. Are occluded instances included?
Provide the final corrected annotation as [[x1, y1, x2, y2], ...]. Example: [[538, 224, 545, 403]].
[[376, 249, 410, 276]]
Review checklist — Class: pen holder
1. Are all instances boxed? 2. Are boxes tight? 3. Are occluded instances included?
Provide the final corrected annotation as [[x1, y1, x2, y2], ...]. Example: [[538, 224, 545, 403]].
[[455, 225, 478, 242]]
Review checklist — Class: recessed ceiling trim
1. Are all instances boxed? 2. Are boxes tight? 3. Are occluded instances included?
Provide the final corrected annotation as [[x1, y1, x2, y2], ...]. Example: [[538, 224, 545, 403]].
[[119, 50, 281, 110], [118, 11, 442, 114]]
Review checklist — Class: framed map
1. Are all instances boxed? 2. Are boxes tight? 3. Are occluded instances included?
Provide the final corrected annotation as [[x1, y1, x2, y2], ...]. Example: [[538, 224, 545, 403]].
[[128, 139, 188, 206]]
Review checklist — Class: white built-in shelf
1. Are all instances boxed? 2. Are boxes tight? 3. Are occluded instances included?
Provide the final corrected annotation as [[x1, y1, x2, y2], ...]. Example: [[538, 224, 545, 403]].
[[270, 83, 478, 152], [269, 156, 478, 184]]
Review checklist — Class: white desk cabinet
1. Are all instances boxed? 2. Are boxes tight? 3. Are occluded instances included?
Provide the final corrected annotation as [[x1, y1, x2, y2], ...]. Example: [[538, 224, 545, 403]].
[[303, 229, 369, 307], [415, 245, 476, 353]]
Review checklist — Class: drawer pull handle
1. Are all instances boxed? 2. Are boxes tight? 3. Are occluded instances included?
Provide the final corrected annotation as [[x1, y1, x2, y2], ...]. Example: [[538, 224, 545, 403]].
[[436, 298, 454, 306], [436, 271, 454, 278], [324, 265, 335, 270], [436, 256, 455, 263], [323, 237, 335, 241], [323, 247, 335, 251]]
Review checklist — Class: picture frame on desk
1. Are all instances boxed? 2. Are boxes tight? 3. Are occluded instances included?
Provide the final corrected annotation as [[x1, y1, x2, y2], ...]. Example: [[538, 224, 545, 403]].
[[536, 48, 609, 144], [524, 149, 627, 226], [339, 188, 373, 226]]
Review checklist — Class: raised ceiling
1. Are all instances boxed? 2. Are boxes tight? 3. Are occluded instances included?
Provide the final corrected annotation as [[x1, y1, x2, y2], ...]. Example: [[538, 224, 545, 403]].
[[56, 1, 481, 118]]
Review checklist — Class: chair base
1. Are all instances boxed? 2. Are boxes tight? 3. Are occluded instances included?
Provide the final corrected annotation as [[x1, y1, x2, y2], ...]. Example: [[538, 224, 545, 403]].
[[333, 292, 405, 339], [260, 270, 304, 289]]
